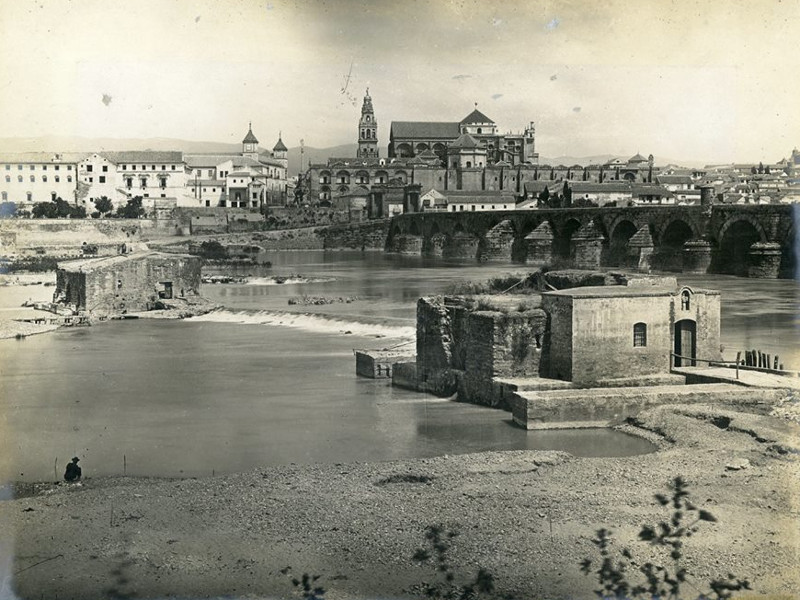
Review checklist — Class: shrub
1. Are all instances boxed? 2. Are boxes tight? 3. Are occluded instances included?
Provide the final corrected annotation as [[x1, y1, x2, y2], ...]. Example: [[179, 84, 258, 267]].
[[580, 477, 751, 599]]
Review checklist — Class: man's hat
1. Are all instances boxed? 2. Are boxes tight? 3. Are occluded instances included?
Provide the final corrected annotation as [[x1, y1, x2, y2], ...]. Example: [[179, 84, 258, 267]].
[[71, 457, 80, 462]]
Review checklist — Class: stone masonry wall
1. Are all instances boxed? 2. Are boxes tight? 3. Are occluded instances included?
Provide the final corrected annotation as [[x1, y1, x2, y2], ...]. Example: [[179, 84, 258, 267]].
[[59, 253, 202, 315], [320, 220, 389, 250], [569, 295, 673, 385]]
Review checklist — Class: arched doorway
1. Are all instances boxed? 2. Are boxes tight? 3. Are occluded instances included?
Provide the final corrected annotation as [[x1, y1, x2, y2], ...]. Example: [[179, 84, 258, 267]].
[[717, 220, 762, 276], [674, 319, 697, 367]]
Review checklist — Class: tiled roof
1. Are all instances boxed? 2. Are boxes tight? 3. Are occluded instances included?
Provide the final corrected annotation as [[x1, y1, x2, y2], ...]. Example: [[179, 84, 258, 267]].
[[0, 152, 90, 164], [391, 121, 460, 139], [449, 133, 480, 149], [185, 154, 236, 168], [628, 153, 648, 163], [444, 191, 516, 203], [571, 182, 631, 193], [631, 184, 672, 197], [101, 151, 184, 164], [657, 175, 693, 184], [460, 108, 494, 125], [272, 137, 287, 152]]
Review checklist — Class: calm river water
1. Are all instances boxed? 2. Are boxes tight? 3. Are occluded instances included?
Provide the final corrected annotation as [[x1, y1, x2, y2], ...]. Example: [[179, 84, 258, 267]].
[[1, 251, 797, 481]]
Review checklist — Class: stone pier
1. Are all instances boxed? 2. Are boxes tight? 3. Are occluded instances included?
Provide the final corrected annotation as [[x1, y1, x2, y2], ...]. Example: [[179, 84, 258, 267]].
[[479, 220, 515, 261], [443, 232, 480, 259], [682, 239, 713, 274], [626, 225, 654, 271], [748, 242, 782, 279], [524, 221, 554, 265], [570, 222, 605, 269]]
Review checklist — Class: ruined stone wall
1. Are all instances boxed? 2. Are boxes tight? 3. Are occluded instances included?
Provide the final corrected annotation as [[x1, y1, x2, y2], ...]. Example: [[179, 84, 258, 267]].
[[541, 295, 572, 380], [55, 269, 85, 307], [0, 218, 145, 257], [320, 220, 389, 250], [72, 254, 202, 315]]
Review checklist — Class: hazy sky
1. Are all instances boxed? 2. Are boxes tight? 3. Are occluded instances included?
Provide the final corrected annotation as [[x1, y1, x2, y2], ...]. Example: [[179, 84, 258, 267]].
[[1, 0, 798, 163]]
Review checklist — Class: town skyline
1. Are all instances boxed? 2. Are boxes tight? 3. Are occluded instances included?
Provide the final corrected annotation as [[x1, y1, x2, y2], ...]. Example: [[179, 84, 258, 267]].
[[1, 0, 798, 165]]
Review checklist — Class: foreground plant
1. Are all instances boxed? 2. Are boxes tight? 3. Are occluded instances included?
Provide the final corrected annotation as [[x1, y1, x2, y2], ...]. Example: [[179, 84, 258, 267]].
[[412, 524, 495, 600], [580, 476, 751, 599]]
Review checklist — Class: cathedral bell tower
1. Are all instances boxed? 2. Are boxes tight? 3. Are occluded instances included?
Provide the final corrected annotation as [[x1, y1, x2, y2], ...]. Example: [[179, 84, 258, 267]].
[[357, 89, 378, 159]]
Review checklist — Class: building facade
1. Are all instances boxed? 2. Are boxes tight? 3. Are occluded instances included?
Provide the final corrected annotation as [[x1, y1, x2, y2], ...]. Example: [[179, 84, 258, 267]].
[[186, 125, 289, 208], [0, 152, 84, 207]]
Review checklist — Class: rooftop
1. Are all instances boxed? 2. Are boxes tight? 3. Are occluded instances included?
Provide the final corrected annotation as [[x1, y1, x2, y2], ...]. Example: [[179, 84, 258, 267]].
[[390, 121, 461, 139]]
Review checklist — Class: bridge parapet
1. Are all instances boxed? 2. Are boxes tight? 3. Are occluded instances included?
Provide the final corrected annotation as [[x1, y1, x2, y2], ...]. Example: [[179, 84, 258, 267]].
[[385, 204, 796, 278]]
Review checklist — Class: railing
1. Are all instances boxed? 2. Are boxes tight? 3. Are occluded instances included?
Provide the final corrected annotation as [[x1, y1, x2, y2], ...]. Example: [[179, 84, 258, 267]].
[[671, 352, 739, 379]]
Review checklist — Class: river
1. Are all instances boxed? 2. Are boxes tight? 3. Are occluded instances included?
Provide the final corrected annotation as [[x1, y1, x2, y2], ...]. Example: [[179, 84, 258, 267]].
[[0, 251, 797, 481]]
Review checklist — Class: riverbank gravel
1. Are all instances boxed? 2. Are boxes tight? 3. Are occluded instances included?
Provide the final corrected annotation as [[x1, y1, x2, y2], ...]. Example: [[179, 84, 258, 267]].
[[2, 403, 799, 600]]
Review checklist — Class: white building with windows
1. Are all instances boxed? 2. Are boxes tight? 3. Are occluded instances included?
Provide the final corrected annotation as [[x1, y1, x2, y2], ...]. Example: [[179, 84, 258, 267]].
[[0, 152, 85, 207], [185, 126, 289, 208], [77, 151, 193, 211]]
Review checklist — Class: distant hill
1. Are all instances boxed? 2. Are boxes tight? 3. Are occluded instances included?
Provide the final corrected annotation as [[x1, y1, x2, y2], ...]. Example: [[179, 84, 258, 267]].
[[0, 136, 706, 173]]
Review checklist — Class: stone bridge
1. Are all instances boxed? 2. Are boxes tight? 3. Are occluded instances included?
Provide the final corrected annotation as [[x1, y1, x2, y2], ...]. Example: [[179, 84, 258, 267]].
[[385, 204, 798, 278]]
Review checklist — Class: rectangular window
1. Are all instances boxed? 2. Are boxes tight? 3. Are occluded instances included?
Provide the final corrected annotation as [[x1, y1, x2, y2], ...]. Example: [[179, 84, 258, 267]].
[[4, 176, 9, 182], [67, 165, 72, 170], [88, 177, 93, 183], [42, 175, 47, 182], [122, 165, 126, 170], [102, 165, 108, 172], [1, 192, 6, 201], [152, 165, 156, 170], [87, 165, 93, 172], [67, 176, 72, 182], [160, 178, 166, 188], [42, 165, 47, 170], [55, 165, 60, 170], [208, 170, 213, 178], [29, 165, 35, 170], [161, 165, 166, 170], [30, 175, 35, 182], [4, 165, 8, 170], [55, 176, 60, 182], [26, 192, 32, 202], [171, 165, 176, 170], [18, 165, 22, 170], [99, 176, 106, 183]]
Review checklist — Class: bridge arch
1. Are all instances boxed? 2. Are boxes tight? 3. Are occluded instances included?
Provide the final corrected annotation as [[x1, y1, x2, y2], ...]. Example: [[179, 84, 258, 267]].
[[654, 219, 695, 271], [656, 218, 701, 246], [608, 219, 638, 266], [553, 217, 582, 259], [716, 218, 765, 276]]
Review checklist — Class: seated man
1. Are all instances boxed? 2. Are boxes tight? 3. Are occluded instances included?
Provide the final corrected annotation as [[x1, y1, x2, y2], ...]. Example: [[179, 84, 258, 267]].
[[64, 457, 82, 482]]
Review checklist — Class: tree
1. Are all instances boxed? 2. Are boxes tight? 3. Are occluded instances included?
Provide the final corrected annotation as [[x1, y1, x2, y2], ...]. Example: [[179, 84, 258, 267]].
[[94, 196, 113, 215], [116, 196, 145, 219], [32, 201, 58, 218], [758, 161, 764, 174], [562, 181, 572, 207], [536, 186, 550, 208]]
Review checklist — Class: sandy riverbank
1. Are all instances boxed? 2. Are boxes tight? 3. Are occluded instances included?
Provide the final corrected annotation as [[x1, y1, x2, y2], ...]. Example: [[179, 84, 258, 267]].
[[1, 403, 798, 600]]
